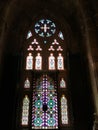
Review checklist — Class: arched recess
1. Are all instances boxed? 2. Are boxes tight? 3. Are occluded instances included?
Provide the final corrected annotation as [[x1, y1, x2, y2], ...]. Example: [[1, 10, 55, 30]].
[[14, 15, 74, 130]]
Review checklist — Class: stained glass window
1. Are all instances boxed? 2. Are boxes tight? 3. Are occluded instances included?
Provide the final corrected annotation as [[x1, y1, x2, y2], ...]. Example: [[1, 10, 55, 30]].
[[26, 53, 33, 70], [52, 39, 59, 45], [60, 78, 66, 88], [27, 45, 34, 51], [27, 31, 32, 39], [32, 75, 58, 129], [58, 31, 64, 40], [22, 95, 30, 125], [61, 95, 68, 124], [57, 53, 64, 70], [35, 53, 42, 70], [35, 19, 56, 37], [31, 39, 39, 45], [57, 46, 63, 51], [49, 53, 55, 70], [36, 45, 42, 51], [24, 78, 30, 88], [20, 18, 70, 130], [48, 46, 55, 51]]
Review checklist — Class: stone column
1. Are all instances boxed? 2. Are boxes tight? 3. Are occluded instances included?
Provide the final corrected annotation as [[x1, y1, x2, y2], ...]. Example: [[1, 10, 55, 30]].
[[85, 18, 98, 130]]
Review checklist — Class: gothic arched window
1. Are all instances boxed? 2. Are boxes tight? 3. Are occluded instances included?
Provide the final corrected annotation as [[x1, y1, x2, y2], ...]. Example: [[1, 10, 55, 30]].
[[16, 18, 73, 130], [60, 78, 66, 88], [24, 78, 30, 88], [61, 95, 68, 124], [27, 31, 32, 39], [48, 53, 55, 70], [35, 53, 42, 70], [21, 95, 30, 125], [26, 53, 33, 70], [57, 53, 64, 70]]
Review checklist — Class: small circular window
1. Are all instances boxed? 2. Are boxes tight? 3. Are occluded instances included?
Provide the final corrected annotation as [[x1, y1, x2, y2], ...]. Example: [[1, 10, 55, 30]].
[[35, 19, 56, 37]]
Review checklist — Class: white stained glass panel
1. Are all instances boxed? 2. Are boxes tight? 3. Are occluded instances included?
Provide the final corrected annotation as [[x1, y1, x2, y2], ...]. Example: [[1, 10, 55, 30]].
[[27, 31, 32, 39], [61, 95, 68, 124], [35, 53, 42, 70], [49, 53, 55, 70], [22, 95, 30, 125], [60, 78, 66, 88], [57, 53, 64, 70], [58, 31, 64, 40], [26, 53, 33, 70], [24, 78, 30, 88]]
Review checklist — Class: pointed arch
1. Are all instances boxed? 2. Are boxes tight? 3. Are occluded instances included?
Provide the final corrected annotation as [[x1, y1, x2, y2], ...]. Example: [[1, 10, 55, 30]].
[[61, 95, 68, 124], [35, 53, 42, 70], [26, 53, 33, 70], [57, 53, 64, 70], [60, 78, 66, 88], [48, 53, 55, 70], [21, 95, 30, 125], [24, 78, 30, 88]]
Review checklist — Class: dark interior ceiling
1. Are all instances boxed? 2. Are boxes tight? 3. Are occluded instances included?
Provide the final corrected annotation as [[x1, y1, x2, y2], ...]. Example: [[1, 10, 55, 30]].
[[0, 0, 98, 55]]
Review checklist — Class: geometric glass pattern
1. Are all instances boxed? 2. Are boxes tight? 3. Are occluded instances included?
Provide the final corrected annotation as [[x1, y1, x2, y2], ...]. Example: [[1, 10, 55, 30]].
[[36, 45, 42, 51], [48, 46, 55, 51], [27, 45, 34, 51], [61, 95, 68, 124], [35, 19, 56, 37], [22, 95, 30, 125], [31, 39, 39, 45], [32, 75, 58, 129], [52, 39, 59, 45], [57, 46, 63, 51]]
